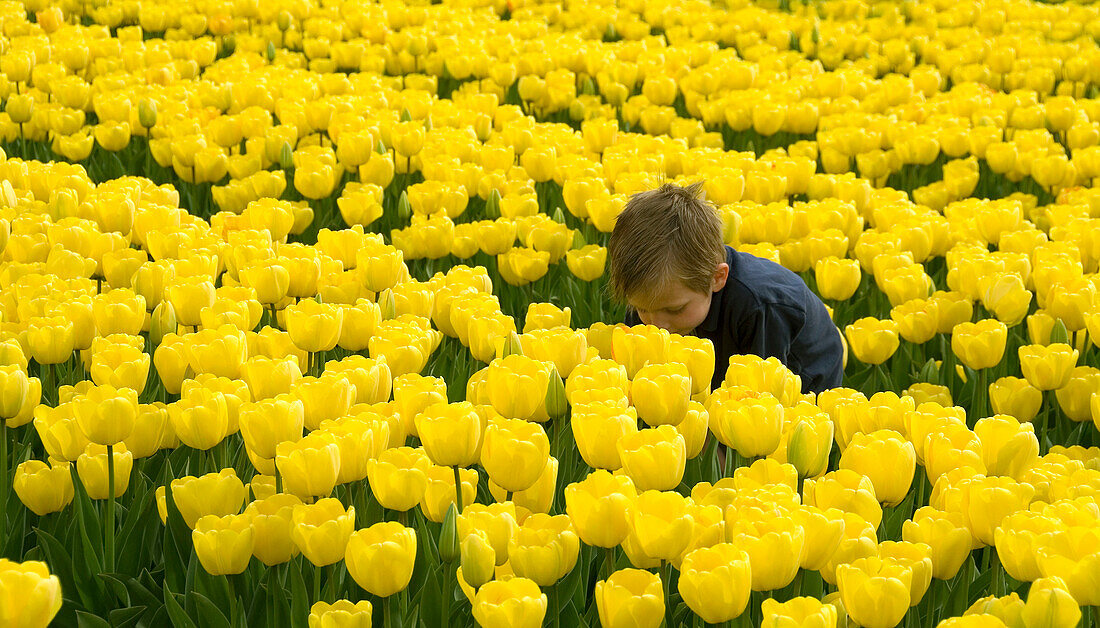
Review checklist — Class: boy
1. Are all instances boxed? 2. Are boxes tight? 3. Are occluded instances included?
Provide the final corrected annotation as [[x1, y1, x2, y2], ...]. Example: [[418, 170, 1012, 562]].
[[608, 181, 844, 394]]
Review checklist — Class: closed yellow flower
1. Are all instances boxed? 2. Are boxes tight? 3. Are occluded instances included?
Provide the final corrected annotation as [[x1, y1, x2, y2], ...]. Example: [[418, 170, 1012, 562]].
[[308, 600, 372, 628], [952, 320, 1008, 371], [415, 401, 485, 468], [595, 568, 664, 628], [345, 521, 417, 597], [192, 513, 254, 576], [244, 493, 302, 566], [276, 432, 341, 499], [617, 426, 687, 492], [73, 384, 137, 446], [480, 417, 549, 493], [366, 447, 430, 512], [564, 470, 637, 548], [0, 559, 63, 628], [761, 597, 838, 628], [839, 429, 915, 507], [472, 578, 548, 628], [631, 363, 691, 427], [845, 317, 900, 365], [1019, 343, 1078, 391], [678, 543, 751, 623], [836, 557, 912, 628], [76, 443, 133, 500], [291, 498, 355, 567], [14, 460, 73, 516]]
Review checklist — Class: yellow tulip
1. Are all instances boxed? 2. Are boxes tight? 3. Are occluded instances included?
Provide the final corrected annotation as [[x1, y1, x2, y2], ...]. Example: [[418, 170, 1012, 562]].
[[345, 522, 417, 597], [678, 543, 751, 624], [595, 569, 664, 628]]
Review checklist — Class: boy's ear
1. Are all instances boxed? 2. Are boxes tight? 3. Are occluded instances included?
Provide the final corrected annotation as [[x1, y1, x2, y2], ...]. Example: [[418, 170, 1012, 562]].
[[711, 262, 729, 292]]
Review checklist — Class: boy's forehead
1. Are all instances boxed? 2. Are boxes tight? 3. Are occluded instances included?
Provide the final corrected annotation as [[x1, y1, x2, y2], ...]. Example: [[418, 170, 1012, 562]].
[[628, 280, 694, 309]]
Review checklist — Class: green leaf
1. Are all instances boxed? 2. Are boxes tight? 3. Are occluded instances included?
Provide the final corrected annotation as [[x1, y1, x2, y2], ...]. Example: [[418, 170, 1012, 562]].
[[289, 559, 310, 626], [190, 591, 232, 628], [76, 610, 111, 628], [416, 565, 442, 628], [108, 605, 146, 628], [163, 589, 198, 628]]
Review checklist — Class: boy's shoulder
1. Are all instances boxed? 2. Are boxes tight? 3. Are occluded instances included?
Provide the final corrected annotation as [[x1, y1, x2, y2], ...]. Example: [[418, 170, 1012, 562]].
[[724, 246, 813, 311]]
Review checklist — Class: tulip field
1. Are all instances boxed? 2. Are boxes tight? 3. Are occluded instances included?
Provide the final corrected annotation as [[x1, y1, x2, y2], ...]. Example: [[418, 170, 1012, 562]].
[[5, 0, 1100, 626]]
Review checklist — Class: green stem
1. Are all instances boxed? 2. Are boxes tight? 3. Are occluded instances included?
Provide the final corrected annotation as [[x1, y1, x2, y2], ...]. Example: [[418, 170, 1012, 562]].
[[106, 443, 116, 573], [0, 420, 7, 554], [453, 466, 464, 513], [662, 560, 673, 628], [275, 467, 283, 494], [604, 546, 616, 580], [441, 568, 452, 628], [313, 562, 321, 605]]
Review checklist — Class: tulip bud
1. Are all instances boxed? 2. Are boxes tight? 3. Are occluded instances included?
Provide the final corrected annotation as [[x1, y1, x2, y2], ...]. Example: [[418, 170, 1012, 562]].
[[400, 108, 412, 123], [277, 10, 291, 30], [397, 191, 411, 220], [138, 99, 157, 129], [375, 138, 387, 154], [265, 41, 276, 62], [572, 230, 588, 249], [919, 358, 940, 384], [551, 206, 566, 224], [1049, 318, 1070, 346], [604, 22, 617, 41], [377, 289, 396, 320], [485, 189, 502, 219], [150, 301, 177, 347], [544, 366, 568, 421], [423, 114, 433, 134], [461, 531, 495, 588], [501, 331, 524, 358], [581, 76, 597, 96], [278, 142, 294, 170], [440, 503, 460, 563]]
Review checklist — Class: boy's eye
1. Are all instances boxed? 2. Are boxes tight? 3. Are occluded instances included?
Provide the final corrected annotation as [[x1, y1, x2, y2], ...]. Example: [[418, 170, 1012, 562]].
[[666, 305, 686, 314]]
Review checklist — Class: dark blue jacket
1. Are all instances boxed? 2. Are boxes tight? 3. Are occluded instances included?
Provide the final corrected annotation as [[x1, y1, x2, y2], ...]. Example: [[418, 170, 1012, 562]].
[[626, 246, 844, 394]]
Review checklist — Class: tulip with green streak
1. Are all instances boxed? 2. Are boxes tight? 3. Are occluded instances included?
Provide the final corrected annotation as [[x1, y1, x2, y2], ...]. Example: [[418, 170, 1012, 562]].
[[460, 530, 495, 589], [1020, 577, 1081, 628]]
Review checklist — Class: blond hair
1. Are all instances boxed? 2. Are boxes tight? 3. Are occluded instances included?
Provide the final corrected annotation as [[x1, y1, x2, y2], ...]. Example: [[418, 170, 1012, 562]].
[[608, 181, 725, 302]]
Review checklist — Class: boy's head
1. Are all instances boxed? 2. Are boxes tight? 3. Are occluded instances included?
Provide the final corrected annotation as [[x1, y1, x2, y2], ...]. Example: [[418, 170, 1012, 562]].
[[608, 181, 729, 336]]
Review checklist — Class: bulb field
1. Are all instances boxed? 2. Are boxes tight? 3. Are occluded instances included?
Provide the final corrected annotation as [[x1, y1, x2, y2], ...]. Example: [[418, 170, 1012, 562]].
[[3, 0, 1100, 626]]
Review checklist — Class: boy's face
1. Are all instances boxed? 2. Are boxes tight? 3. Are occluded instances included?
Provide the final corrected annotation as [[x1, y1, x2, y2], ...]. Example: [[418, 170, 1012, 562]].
[[628, 263, 729, 336]]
